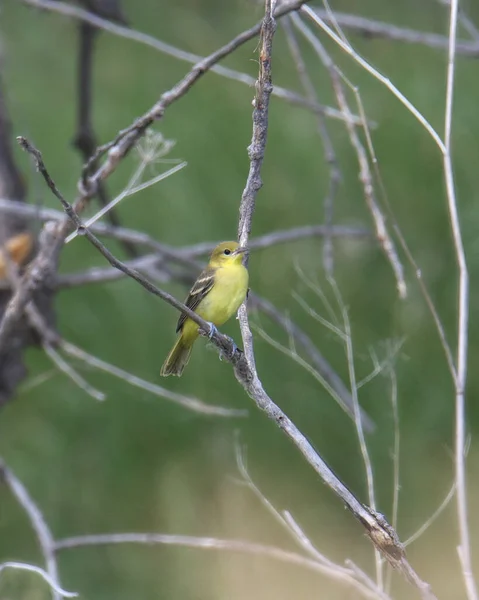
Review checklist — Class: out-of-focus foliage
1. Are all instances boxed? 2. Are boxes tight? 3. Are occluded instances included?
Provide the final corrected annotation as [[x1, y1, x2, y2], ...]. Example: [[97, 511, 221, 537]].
[[1, 0, 479, 598]]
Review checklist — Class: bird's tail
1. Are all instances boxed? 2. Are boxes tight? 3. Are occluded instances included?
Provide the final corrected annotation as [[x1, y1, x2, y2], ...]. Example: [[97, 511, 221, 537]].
[[160, 336, 193, 377]]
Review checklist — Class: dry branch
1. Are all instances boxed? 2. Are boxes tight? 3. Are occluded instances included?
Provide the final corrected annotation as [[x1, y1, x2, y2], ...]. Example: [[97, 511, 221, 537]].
[[0, 459, 62, 600]]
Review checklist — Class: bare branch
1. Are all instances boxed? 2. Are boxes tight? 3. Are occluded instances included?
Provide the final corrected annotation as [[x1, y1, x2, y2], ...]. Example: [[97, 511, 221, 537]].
[[0, 460, 62, 600], [53, 532, 383, 600], [0, 562, 77, 598], [61, 340, 247, 417], [42, 343, 106, 401]]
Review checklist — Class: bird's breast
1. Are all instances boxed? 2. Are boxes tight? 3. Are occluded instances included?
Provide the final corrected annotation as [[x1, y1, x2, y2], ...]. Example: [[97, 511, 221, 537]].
[[197, 264, 249, 326]]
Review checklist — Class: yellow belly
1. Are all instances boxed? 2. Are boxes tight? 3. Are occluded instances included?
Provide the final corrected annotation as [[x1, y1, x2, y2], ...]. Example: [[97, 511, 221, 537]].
[[196, 263, 249, 326]]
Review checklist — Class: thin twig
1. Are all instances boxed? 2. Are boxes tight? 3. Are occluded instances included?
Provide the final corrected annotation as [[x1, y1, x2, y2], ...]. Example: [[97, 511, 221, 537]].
[[385, 367, 400, 596], [42, 341, 106, 401], [329, 278, 382, 588], [0, 460, 62, 600], [61, 340, 247, 417], [252, 293, 375, 432], [65, 160, 187, 244], [0, 562, 77, 598], [404, 483, 456, 548], [52, 532, 378, 598]]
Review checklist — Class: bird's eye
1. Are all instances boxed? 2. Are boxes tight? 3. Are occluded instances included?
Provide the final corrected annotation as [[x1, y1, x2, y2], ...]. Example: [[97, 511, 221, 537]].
[[224, 249, 231, 255]]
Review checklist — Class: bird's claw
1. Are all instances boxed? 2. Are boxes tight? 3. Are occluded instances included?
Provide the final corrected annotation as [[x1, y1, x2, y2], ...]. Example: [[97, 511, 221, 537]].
[[207, 322, 218, 339], [219, 336, 238, 361]]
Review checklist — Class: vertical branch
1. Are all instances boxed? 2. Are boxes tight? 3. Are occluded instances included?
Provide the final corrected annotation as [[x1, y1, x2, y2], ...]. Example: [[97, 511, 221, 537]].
[[237, 0, 276, 367], [444, 2, 477, 599]]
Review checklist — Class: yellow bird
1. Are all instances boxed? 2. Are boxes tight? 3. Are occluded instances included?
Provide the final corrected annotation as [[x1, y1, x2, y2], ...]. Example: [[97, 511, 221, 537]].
[[160, 241, 249, 377]]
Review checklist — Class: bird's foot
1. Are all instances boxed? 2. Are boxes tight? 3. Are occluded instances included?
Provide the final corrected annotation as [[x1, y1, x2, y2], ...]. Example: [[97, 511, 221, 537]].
[[219, 336, 238, 361], [207, 322, 218, 339]]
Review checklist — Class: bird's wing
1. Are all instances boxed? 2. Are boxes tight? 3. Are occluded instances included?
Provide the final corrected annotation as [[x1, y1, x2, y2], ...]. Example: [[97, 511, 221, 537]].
[[176, 266, 216, 333]]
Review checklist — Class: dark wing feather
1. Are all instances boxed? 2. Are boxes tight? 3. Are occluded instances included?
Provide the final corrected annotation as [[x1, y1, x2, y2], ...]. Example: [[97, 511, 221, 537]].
[[176, 267, 215, 333]]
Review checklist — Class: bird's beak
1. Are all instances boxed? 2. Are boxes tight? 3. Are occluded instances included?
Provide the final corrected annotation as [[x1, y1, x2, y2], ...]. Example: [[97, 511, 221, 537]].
[[232, 246, 248, 256]]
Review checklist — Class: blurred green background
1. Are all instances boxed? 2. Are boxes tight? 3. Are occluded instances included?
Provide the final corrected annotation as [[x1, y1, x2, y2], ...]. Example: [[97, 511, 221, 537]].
[[1, 0, 479, 598]]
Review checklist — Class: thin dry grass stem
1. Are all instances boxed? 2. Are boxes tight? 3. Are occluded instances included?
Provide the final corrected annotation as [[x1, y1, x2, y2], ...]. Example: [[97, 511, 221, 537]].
[[389, 368, 400, 533], [404, 483, 456, 548], [301, 5, 445, 152], [282, 16, 341, 275], [396, 230, 456, 379], [291, 14, 406, 300], [385, 367, 400, 595], [251, 322, 358, 424], [60, 340, 246, 417], [0, 562, 77, 598], [19, 0, 362, 124], [0, 460, 63, 600], [328, 278, 382, 588], [356, 340, 404, 390], [68, 137, 185, 243], [294, 262, 340, 326], [291, 290, 345, 340], [252, 293, 375, 433], [67, 148, 186, 243], [443, 5, 476, 596]]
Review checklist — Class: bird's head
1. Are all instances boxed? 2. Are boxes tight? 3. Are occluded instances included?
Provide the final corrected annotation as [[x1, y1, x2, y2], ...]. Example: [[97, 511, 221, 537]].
[[209, 241, 248, 267]]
